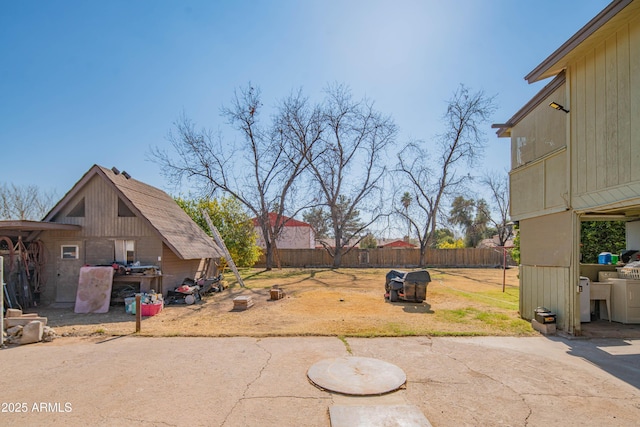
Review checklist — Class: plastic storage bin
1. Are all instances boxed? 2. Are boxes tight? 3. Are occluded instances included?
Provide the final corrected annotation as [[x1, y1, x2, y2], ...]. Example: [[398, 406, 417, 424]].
[[598, 252, 612, 264], [141, 302, 163, 316]]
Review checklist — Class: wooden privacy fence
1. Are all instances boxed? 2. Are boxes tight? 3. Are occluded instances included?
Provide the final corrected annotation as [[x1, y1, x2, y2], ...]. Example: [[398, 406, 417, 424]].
[[254, 248, 514, 268]]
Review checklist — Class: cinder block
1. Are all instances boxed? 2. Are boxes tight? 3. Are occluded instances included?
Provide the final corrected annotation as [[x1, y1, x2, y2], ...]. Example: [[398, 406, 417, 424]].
[[6, 308, 23, 317], [20, 320, 44, 344], [4, 317, 48, 328], [6, 325, 23, 336], [532, 319, 556, 335]]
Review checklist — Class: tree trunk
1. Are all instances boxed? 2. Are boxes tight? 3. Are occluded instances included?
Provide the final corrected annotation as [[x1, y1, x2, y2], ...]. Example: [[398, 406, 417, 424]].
[[332, 246, 342, 268], [264, 241, 273, 270], [419, 245, 427, 267]]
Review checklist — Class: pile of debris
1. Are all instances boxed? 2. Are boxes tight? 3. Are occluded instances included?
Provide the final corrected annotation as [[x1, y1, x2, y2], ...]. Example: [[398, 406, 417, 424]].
[[3, 308, 56, 345]]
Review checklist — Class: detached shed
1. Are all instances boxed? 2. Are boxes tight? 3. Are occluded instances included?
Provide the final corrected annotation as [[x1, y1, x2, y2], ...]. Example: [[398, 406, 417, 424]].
[[25, 164, 222, 305]]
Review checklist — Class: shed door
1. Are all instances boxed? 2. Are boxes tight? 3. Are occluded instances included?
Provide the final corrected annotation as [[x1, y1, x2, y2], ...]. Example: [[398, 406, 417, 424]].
[[55, 241, 84, 303]]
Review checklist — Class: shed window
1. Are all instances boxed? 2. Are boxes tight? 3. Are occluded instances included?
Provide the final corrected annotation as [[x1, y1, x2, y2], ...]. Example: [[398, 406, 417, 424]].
[[118, 198, 135, 217], [67, 198, 85, 217], [61, 245, 79, 259]]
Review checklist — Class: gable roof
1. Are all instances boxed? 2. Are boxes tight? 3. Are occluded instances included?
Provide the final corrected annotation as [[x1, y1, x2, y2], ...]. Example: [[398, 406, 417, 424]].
[[252, 212, 311, 228], [43, 165, 222, 260]]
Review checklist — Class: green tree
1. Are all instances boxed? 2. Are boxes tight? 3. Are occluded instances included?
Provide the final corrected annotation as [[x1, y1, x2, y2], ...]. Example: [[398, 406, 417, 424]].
[[510, 224, 520, 265], [580, 221, 626, 264], [431, 228, 456, 248], [303, 207, 330, 240], [359, 232, 378, 249], [449, 196, 491, 247], [176, 196, 261, 267]]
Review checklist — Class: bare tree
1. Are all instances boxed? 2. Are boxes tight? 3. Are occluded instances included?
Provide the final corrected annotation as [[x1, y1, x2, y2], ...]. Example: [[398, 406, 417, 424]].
[[305, 84, 397, 268], [479, 171, 512, 247], [151, 85, 322, 270], [395, 85, 496, 266], [0, 183, 57, 220]]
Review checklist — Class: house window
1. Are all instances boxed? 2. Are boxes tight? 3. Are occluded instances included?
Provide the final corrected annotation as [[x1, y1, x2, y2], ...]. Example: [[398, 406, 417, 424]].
[[114, 239, 135, 264], [61, 245, 79, 259]]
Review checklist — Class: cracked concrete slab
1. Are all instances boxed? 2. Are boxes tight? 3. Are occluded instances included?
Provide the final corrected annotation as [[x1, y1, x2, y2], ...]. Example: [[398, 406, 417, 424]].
[[0, 335, 638, 426]]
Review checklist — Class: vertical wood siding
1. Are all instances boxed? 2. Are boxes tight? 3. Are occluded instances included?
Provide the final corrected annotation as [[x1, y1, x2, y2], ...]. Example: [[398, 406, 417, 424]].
[[161, 245, 208, 291], [509, 84, 568, 219], [520, 265, 570, 330], [571, 16, 640, 207]]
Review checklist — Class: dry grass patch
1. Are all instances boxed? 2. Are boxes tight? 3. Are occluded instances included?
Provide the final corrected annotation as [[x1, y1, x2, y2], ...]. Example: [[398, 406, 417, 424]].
[[37, 267, 534, 337]]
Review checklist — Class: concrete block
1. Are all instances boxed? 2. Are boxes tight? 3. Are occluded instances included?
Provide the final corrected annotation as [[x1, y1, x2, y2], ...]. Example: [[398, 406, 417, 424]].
[[4, 317, 48, 328], [6, 325, 23, 336], [21, 320, 44, 344], [532, 319, 556, 335], [6, 308, 23, 317]]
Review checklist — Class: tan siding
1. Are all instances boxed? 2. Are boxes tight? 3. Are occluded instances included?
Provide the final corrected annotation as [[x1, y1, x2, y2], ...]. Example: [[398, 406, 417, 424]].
[[520, 265, 569, 330], [135, 238, 163, 266], [617, 25, 631, 186], [632, 15, 640, 182], [584, 50, 597, 192], [571, 17, 640, 211], [605, 33, 619, 189], [520, 211, 572, 267], [510, 149, 567, 220], [544, 152, 568, 209], [510, 86, 566, 170], [160, 245, 210, 294], [509, 83, 568, 220], [595, 42, 608, 190], [575, 55, 587, 195], [510, 163, 544, 218]]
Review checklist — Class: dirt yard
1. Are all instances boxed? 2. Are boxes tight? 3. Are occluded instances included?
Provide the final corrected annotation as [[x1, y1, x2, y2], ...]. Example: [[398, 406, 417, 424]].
[[34, 267, 534, 338]]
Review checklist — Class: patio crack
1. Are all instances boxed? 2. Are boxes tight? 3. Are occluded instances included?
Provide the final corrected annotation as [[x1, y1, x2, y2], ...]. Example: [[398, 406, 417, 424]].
[[220, 338, 272, 427], [440, 351, 533, 426]]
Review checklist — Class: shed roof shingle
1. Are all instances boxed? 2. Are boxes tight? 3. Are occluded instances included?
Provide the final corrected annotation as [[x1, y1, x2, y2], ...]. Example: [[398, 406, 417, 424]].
[[45, 165, 222, 260]]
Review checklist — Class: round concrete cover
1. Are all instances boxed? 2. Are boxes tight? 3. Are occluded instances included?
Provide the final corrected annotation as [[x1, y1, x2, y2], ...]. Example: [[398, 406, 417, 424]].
[[307, 356, 406, 395]]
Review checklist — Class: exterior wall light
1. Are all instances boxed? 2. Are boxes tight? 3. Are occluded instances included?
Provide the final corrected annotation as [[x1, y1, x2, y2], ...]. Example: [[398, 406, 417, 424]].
[[549, 102, 570, 113]]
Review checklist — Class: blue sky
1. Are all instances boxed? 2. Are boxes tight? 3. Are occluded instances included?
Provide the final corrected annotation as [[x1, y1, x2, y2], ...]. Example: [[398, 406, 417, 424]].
[[1, 1, 610, 205]]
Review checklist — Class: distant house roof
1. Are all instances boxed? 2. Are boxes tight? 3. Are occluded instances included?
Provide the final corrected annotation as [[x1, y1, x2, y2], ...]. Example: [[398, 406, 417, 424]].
[[43, 164, 223, 260], [252, 212, 311, 228], [379, 239, 416, 248], [477, 236, 515, 249]]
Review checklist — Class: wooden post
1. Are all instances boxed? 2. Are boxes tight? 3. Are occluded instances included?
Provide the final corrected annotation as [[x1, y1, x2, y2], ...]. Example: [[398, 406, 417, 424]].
[[135, 294, 141, 333]]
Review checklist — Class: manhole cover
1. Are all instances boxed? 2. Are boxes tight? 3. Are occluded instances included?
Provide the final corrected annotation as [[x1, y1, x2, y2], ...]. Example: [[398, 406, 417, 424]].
[[307, 356, 406, 395]]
